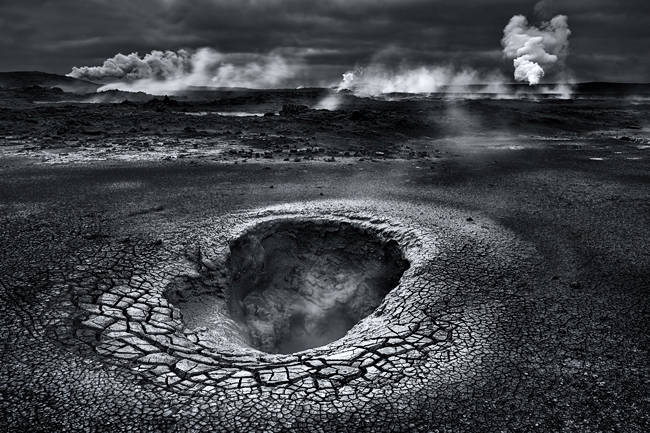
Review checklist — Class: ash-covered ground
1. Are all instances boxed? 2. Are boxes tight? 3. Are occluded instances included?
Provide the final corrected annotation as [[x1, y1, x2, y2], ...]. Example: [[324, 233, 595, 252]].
[[1, 81, 649, 432]]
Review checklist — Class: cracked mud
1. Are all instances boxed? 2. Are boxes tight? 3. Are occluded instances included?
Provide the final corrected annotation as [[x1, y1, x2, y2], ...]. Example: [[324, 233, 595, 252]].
[[3, 197, 549, 431], [1, 94, 648, 432], [64, 204, 481, 399], [2, 166, 648, 432]]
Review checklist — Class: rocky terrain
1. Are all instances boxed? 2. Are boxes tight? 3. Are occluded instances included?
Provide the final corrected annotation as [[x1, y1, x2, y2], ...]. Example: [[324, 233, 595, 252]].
[[0, 79, 649, 432]]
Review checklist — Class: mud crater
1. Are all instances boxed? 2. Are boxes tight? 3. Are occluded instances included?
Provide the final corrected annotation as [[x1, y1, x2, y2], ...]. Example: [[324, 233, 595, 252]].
[[170, 218, 410, 354]]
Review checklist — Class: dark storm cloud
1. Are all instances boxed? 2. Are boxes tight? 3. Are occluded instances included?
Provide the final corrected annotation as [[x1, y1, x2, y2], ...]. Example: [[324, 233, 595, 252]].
[[0, 0, 648, 83]]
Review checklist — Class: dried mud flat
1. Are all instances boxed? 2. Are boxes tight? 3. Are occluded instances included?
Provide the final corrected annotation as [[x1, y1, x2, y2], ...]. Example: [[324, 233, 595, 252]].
[[0, 94, 649, 432]]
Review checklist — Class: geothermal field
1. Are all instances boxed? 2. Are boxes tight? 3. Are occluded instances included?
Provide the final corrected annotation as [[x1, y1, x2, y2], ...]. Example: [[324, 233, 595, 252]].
[[1, 74, 648, 432], [1, 1, 649, 432]]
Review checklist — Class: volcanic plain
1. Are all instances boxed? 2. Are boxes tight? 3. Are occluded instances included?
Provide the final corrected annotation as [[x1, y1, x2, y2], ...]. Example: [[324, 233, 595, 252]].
[[1, 80, 648, 432]]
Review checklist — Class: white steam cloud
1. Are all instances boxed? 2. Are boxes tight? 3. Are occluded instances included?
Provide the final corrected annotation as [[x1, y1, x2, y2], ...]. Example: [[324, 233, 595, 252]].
[[335, 8, 573, 96], [336, 65, 495, 97], [501, 14, 571, 85], [314, 93, 343, 110], [68, 48, 300, 94]]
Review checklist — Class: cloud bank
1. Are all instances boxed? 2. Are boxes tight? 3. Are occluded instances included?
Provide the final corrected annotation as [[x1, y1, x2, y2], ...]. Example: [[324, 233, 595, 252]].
[[2, 0, 648, 83], [501, 14, 571, 85], [68, 48, 301, 93]]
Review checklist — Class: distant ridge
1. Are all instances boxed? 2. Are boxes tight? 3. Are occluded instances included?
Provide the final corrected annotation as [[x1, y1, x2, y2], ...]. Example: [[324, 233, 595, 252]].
[[1, 71, 649, 98], [429, 82, 650, 95], [181, 82, 650, 97], [0, 71, 99, 93], [572, 82, 650, 95]]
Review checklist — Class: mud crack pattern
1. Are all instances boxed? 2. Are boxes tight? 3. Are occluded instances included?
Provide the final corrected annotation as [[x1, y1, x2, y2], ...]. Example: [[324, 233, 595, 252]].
[[3, 200, 545, 431]]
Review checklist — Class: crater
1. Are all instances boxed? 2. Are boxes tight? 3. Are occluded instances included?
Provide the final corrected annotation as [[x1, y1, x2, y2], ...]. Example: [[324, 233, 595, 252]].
[[227, 219, 410, 354]]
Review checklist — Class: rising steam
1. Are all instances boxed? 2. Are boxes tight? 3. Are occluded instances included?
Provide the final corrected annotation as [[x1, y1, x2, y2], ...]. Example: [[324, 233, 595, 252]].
[[68, 48, 300, 94], [67, 10, 572, 97], [336, 65, 494, 97], [501, 14, 571, 85], [335, 7, 572, 95]]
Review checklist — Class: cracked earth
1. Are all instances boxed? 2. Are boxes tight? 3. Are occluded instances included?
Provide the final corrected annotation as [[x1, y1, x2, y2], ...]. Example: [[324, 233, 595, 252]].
[[1, 145, 648, 431]]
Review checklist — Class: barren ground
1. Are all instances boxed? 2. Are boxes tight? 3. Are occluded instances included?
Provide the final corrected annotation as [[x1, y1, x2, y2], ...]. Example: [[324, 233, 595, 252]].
[[1, 92, 648, 432]]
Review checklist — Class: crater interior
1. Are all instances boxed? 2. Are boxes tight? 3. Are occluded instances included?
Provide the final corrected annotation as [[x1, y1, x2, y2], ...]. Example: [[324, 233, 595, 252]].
[[227, 219, 410, 354]]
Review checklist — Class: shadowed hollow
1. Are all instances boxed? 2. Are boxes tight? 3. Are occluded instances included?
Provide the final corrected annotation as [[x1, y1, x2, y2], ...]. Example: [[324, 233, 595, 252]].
[[228, 219, 410, 354]]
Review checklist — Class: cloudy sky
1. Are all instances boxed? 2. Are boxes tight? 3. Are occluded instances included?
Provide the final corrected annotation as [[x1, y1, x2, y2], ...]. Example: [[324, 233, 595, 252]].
[[0, 0, 648, 84]]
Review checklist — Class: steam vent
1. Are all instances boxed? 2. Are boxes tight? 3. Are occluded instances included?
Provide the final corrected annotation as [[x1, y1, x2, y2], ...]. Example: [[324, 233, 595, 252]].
[[3, 195, 648, 432], [4, 199, 546, 430], [3, 1, 650, 429]]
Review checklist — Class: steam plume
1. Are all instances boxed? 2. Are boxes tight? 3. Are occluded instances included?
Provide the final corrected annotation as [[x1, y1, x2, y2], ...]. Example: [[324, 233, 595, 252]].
[[314, 93, 343, 110], [68, 48, 300, 94], [336, 65, 488, 97], [501, 14, 571, 85]]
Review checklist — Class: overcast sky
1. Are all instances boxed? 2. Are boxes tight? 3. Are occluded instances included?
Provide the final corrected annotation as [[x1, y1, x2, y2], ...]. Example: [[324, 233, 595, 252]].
[[1, 0, 648, 83]]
